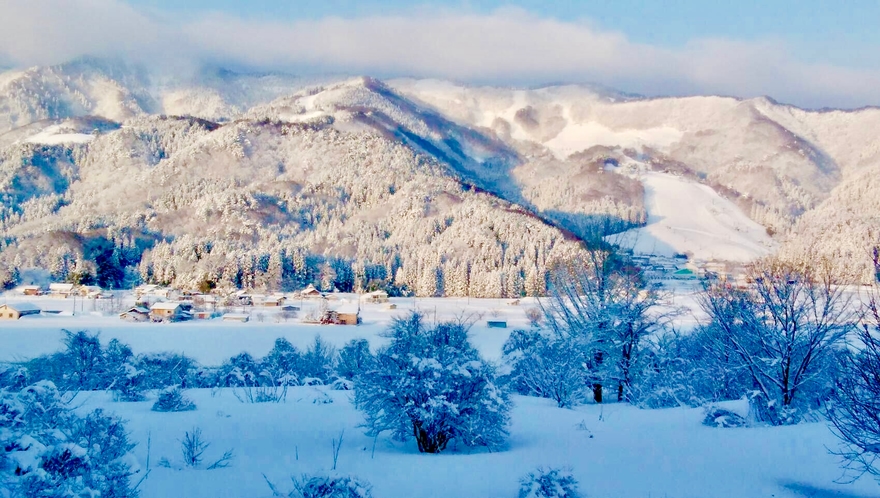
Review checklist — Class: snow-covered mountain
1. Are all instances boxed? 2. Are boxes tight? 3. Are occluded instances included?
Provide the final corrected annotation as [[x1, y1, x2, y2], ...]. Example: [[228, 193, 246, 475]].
[[0, 60, 878, 291]]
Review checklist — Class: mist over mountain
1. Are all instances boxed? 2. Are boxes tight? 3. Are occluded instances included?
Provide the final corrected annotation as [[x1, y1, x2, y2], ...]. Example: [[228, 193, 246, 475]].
[[0, 59, 877, 293]]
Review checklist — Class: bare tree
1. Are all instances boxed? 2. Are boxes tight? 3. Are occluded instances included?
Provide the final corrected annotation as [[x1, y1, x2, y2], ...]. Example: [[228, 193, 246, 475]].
[[699, 259, 854, 424], [541, 249, 663, 403], [828, 294, 880, 482]]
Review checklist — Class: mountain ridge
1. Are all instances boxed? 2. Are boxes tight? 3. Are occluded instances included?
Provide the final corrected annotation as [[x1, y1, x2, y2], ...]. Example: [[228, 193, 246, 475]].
[[0, 59, 878, 291]]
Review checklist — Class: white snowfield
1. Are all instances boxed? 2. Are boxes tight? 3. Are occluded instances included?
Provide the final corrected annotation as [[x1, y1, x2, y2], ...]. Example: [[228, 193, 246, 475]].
[[613, 172, 775, 261], [23, 124, 95, 145], [66, 389, 876, 498], [1, 294, 877, 497]]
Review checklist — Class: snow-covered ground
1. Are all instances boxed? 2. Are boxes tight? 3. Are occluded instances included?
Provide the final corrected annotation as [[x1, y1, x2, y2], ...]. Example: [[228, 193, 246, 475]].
[[612, 172, 775, 261], [23, 124, 95, 145], [3, 293, 876, 497], [68, 389, 879, 498], [0, 295, 532, 364]]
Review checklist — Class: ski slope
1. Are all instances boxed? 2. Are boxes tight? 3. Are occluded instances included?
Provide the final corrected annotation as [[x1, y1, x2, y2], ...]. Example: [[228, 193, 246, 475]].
[[614, 172, 774, 261]]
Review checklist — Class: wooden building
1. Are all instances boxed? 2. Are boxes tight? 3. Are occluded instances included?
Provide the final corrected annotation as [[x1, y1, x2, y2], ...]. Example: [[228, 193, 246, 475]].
[[21, 286, 42, 296], [119, 306, 150, 322], [149, 302, 190, 322], [49, 283, 76, 298], [0, 303, 41, 320]]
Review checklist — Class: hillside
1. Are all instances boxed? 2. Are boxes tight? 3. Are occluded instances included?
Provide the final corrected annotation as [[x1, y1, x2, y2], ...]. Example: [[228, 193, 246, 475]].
[[0, 77, 588, 296], [1, 60, 879, 291], [391, 79, 880, 281]]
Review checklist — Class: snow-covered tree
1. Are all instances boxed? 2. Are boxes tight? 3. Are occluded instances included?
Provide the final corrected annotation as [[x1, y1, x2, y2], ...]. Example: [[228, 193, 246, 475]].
[[699, 258, 854, 425], [354, 312, 511, 453], [502, 329, 590, 408], [1, 382, 140, 497], [828, 293, 880, 481], [542, 249, 662, 403]]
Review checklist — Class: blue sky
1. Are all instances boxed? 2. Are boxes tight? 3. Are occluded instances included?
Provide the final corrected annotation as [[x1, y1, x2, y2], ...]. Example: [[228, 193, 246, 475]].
[[2, 0, 880, 108], [126, 0, 880, 65]]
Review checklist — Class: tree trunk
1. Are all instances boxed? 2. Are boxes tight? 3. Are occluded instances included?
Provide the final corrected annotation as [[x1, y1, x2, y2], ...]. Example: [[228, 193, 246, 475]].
[[593, 383, 603, 403]]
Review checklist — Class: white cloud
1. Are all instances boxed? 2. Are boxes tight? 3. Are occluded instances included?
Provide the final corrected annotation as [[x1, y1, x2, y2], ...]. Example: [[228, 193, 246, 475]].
[[1, 0, 879, 108]]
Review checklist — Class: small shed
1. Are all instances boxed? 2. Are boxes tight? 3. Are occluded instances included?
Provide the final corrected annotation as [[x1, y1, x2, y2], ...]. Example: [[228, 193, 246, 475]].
[[0, 303, 41, 320], [487, 320, 508, 329], [21, 286, 42, 296], [362, 290, 389, 303], [223, 313, 249, 323], [194, 310, 215, 320], [49, 283, 76, 298], [119, 306, 150, 322], [259, 295, 286, 307]]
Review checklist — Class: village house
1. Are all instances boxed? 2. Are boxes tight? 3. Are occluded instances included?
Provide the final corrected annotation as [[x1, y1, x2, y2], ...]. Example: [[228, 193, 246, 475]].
[[78, 285, 104, 298], [321, 304, 360, 325], [299, 284, 324, 299], [119, 306, 150, 322], [149, 302, 191, 322], [49, 283, 76, 298], [0, 303, 41, 320], [257, 295, 286, 307], [20, 285, 43, 296]]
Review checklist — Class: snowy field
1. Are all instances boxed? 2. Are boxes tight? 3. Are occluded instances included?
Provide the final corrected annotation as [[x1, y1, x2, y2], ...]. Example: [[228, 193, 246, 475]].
[[2, 293, 877, 497], [67, 390, 880, 498]]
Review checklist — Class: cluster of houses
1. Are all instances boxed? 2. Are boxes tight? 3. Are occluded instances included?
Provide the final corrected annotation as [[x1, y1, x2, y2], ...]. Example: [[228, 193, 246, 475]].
[[633, 255, 747, 286], [19, 283, 108, 299], [120, 283, 367, 325]]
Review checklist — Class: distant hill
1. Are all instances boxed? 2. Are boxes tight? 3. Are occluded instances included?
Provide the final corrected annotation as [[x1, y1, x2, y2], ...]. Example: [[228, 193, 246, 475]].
[[0, 59, 877, 293]]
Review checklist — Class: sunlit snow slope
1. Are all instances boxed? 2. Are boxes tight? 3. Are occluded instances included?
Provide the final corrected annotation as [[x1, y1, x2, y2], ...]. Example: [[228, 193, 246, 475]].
[[614, 172, 774, 261]]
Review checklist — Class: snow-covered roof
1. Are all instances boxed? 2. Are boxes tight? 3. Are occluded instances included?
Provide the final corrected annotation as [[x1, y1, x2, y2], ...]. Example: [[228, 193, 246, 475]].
[[22, 285, 41, 290], [125, 306, 150, 314], [49, 283, 75, 291], [301, 284, 322, 295], [150, 302, 182, 311], [2, 302, 41, 313], [333, 304, 360, 315]]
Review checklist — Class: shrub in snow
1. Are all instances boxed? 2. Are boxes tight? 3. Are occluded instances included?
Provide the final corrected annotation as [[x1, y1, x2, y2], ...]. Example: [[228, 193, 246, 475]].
[[355, 312, 511, 453], [1, 382, 139, 497], [301, 336, 338, 385], [179, 427, 234, 470], [107, 339, 147, 401], [502, 329, 590, 408], [518, 467, 581, 498], [0, 364, 29, 391], [261, 338, 304, 385], [335, 339, 373, 382], [702, 406, 747, 428], [137, 351, 198, 389], [152, 386, 197, 412], [290, 473, 373, 498]]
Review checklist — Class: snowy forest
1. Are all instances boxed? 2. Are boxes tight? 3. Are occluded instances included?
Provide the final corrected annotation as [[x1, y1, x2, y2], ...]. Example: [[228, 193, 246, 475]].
[[2, 61, 880, 295]]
